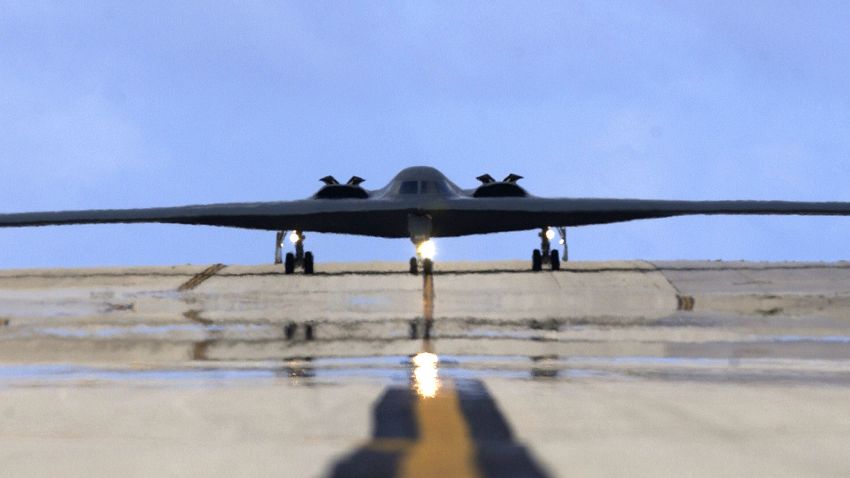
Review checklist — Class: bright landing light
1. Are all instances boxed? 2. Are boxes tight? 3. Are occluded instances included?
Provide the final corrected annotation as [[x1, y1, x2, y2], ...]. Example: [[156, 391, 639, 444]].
[[417, 239, 437, 260], [289, 232, 300, 244], [545, 228, 555, 241], [412, 352, 440, 398]]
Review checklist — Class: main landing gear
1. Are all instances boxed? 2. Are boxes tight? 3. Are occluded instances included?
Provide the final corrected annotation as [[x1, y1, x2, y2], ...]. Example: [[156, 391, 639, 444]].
[[531, 226, 567, 272], [275, 230, 314, 274]]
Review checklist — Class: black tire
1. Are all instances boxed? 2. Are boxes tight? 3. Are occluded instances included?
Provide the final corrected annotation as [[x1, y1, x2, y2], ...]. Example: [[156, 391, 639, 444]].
[[304, 251, 314, 274], [284, 253, 295, 274], [550, 250, 560, 271], [532, 249, 542, 271], [284, 322, 297, 340], [409, 257, 418, 275], [423, 258, 433, 275]]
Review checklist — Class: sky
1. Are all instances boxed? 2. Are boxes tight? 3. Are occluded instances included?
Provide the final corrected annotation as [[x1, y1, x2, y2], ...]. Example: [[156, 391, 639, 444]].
[[1, 1, 850, 268]]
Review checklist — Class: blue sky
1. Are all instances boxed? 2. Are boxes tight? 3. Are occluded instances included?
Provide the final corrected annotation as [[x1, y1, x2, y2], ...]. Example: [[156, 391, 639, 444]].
[[1, 1, 849, 268]]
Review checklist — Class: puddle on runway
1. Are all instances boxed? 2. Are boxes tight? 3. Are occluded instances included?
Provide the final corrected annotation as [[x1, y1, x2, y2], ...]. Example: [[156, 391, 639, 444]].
[[0, 364, 281, 388], [3, 267, 850, 392], [24, 323, 269, 339]]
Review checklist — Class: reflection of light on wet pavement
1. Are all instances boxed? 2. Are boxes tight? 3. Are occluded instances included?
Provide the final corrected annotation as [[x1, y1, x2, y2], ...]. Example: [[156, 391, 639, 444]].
[[421, 272, 434, 339], [412, 352, 440, 398], [400, 272, 484, 477]]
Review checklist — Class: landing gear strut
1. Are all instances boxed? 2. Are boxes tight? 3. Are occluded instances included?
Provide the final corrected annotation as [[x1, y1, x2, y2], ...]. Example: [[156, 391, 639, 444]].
[[274, 231, 284, 264], [557, 226, 568, 262], [278, 230, 315, 274], [531, 227, 565, 271]]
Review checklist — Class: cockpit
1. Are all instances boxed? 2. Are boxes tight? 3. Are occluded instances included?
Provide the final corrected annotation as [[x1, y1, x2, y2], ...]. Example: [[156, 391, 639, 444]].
[[397, 180, 452, 195], [381, 166, 464, 198]]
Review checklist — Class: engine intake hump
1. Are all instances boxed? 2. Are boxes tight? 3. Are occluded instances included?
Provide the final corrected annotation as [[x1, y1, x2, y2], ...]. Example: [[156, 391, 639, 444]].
[[315, 176, 369, 199], [473, 173, 528, 197]]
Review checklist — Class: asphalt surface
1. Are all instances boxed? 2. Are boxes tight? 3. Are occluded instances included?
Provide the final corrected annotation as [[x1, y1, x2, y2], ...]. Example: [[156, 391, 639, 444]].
[[1, 260, 850, 477]]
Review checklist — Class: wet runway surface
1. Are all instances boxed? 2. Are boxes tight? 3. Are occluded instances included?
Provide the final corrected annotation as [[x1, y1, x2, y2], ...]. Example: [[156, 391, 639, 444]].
[[1, 261, 850, 477]]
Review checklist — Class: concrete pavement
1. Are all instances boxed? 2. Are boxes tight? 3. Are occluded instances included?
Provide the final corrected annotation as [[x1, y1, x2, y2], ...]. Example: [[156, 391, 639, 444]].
[[0, 260, 849, 477]]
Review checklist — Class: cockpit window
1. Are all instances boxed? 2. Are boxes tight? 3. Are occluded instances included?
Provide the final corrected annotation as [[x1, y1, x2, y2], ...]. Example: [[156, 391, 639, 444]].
[[399, 181, 419, 194], [398, 180, 452, 195], [420, 181, 450, 194]]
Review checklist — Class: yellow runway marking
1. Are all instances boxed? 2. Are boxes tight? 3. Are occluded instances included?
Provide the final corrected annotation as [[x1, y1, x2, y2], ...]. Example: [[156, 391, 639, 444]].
[[363, 438, 415, 453], [401, 382, 480, 478], [400, 271, 479, 477]]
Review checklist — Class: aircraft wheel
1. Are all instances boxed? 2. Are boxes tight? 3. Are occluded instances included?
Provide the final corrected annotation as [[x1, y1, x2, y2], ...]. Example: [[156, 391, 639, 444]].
[[550, 250, 560, 271], [531, 249, 542, 271], [284, 253, 295, 274], [423, 258, 433, 275], [304, 251, 314, 274], [284, 322, 297, 340], [409, 257, 418, 275]]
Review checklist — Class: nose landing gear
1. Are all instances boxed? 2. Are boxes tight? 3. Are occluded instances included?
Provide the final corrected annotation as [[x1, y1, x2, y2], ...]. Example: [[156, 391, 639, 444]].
[[531, 227, 566, 271], [408, 214, 435, 276], [409, 243, 434, 276], [409, 258, 434, 275], [276, 230, 315, 274]]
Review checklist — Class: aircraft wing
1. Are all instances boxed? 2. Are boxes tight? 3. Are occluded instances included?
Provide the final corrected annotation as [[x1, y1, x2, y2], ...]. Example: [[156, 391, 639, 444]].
[[0, 199, 432, 237], [0, 200, 360, 232], [542, 198, 850, 226], [4, 196, 850, 238], [429, 197, 850, 236]]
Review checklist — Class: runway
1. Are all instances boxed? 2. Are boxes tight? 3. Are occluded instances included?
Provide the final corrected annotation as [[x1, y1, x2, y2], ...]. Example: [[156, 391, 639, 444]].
[[1, 260, 849, 477]]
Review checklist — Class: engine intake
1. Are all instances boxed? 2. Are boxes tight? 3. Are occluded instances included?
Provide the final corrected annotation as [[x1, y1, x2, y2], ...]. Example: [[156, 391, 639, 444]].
[[473, 173, 528, 197], [315, 176, 369, 199]]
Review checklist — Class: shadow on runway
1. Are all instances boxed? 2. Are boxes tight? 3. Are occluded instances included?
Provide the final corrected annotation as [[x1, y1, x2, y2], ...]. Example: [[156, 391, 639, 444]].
[[331, 272, 548, 477]]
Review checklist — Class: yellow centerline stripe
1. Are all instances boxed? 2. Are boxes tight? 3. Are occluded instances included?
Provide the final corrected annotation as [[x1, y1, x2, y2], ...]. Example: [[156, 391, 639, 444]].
[[400, 381, 481, 478], [362, 437, 415, 453]]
